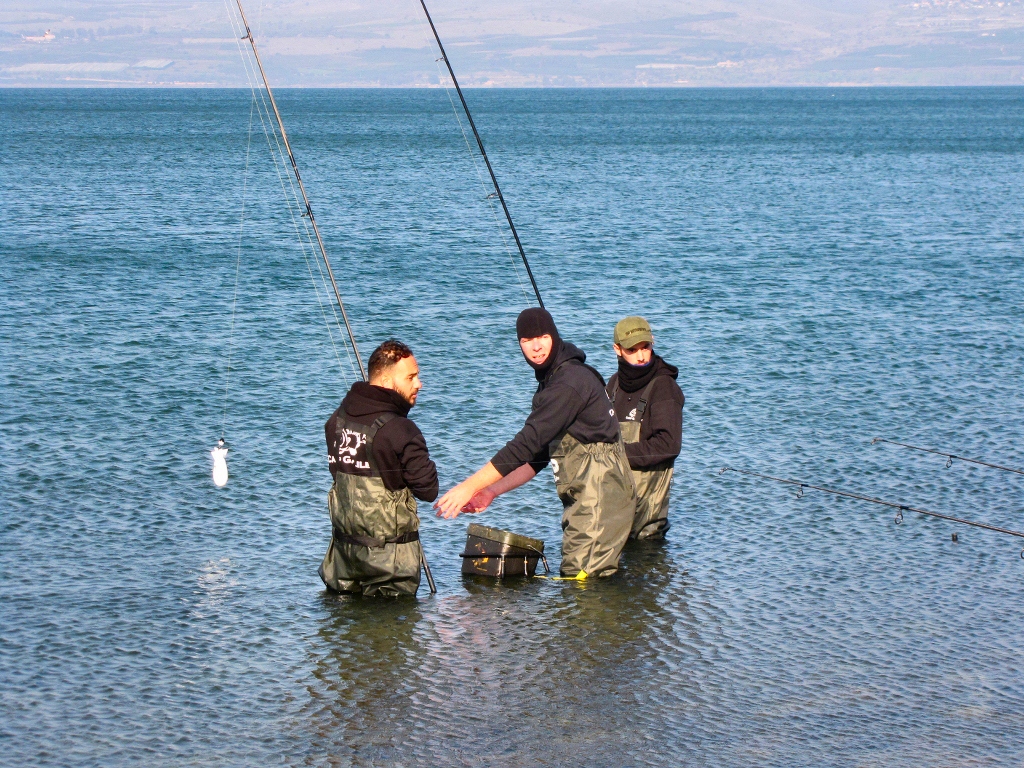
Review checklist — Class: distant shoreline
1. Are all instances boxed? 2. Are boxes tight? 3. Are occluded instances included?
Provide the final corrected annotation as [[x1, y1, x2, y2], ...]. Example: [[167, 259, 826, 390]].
[[4, 83, 1024, 90]]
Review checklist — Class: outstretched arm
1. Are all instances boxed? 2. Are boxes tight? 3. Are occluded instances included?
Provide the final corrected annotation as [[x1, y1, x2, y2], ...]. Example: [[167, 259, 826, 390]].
[[462, 463, 538, 513], [434, 462, 503, 519]]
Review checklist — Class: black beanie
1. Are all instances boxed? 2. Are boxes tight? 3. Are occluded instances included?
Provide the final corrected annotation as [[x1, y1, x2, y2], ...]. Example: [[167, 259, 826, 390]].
[[516, 307, 561, 377], [516, 307, 558, 341]]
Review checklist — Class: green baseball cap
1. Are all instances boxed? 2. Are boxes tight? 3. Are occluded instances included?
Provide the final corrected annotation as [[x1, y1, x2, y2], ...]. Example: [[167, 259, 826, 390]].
[[614, 316, 653, 348]]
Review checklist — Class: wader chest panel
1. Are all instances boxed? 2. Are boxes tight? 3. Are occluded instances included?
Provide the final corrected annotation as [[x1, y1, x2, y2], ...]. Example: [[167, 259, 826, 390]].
[[549, 432, 634, 577], [320, 412, 422, 596], [608, 376, 673, 540]]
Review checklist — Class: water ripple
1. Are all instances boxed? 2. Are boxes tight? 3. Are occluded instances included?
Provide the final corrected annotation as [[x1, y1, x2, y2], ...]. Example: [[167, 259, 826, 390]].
[[2, 88, 1023, 766]]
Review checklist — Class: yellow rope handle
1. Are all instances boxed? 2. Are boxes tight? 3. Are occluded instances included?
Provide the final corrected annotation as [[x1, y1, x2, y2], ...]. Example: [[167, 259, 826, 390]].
[[536, 570, 588, 581]]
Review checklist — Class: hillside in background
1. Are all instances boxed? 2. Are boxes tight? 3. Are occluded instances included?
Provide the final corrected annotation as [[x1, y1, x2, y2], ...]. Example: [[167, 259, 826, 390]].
[[3, 0, 1024, 86]]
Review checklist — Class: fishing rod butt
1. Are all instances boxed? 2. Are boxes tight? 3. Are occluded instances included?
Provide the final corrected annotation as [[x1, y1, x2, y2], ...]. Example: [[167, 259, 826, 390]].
[[420, 545, 437, 594]]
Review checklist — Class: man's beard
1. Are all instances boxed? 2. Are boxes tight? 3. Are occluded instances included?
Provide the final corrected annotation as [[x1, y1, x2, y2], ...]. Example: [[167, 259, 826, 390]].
[[395, 385, 417, 407]]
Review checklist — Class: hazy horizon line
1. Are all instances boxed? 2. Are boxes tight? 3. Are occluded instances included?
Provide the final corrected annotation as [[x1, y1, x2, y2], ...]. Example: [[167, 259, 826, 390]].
[[5, 83, 1024, 90]]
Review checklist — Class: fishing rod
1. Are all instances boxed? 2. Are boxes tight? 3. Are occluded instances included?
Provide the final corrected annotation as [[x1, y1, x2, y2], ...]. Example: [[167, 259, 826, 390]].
[[872, 438, 1024, 477], [417, 0, 545, 310], [719, 466, 1024, 557], [234, 0, 367, 381]]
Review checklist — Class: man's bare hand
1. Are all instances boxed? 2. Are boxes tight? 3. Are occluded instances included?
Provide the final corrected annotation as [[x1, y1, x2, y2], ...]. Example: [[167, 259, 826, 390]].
[[434, 481, 476, 519], [434, 462, 502, 519], [462, 488, 495, 513]]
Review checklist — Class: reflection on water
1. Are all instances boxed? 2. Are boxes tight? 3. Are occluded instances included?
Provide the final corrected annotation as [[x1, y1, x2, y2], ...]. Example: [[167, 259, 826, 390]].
[[300, 543, 710, 765], [307, 597, 428, 764]]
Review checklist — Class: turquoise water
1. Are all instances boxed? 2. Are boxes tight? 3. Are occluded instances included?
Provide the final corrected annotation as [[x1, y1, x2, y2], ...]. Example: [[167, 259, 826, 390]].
[[2, 87, 1023, 766]]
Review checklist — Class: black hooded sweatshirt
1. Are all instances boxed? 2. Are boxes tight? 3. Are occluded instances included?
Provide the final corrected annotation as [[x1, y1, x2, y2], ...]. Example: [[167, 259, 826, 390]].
[[325, 382, 439, 502], [490, 341, 620, 476], [606, 354, 684, 472]]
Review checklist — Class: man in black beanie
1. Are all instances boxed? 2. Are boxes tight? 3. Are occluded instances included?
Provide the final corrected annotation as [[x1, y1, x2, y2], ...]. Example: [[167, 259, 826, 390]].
[[435, 308, 636, 578]]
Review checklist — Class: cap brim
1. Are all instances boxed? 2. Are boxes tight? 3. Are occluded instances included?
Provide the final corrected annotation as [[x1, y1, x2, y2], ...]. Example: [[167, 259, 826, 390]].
[[616, 332, 654, 348]]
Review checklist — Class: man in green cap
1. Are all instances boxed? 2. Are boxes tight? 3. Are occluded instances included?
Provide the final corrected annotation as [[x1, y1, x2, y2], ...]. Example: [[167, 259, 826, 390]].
[[606, 316, 684, 540]]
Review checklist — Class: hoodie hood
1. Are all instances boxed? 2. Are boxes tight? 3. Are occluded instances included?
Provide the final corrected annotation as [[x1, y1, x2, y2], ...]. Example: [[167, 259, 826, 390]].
[[538, 340, 587, 383], [341, 381, 412, 419]]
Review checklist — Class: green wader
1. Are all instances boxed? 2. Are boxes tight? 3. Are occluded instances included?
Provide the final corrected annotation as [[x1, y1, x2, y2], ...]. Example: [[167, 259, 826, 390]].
[[319, 413, 422, 597], [549, 432, 636, 577], [611, 378, 674, 540]]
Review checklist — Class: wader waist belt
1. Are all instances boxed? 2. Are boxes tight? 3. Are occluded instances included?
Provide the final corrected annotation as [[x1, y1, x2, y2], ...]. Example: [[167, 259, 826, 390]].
[[332, 529, 420, 549], [572, 440, 623, 455]]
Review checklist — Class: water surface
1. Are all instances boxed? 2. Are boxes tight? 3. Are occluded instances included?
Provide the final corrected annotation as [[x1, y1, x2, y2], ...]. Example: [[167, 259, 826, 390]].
[[2, 87, 1023, 766]]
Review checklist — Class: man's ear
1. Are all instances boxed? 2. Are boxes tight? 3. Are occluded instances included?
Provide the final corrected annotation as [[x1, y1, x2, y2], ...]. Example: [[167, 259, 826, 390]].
[[613, 343, 623, 358]]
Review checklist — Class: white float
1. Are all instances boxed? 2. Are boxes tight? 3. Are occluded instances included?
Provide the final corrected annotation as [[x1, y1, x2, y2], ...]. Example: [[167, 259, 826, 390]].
[[211, 440, 229, 487]]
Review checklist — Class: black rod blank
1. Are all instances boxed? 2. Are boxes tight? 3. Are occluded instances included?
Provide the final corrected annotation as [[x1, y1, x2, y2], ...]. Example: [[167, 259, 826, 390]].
[[872, 438, 1024, 477], [719, 466, 1024, 541], [418, 0, 545, 310]]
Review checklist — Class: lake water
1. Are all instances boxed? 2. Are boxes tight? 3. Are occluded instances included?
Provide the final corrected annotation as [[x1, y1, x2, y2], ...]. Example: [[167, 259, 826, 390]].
[[2, 87, 1023, 766]]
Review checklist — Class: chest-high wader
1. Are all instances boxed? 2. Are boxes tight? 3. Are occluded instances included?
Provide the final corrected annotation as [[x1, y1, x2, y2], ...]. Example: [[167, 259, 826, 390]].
[[548, 431, 635, 578], [319, 412, 422, 596], [608, 376, 674, 540]]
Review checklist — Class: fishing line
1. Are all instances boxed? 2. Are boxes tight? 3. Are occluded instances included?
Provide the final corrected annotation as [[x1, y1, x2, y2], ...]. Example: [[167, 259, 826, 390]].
[[225, 1, 360, 383], [227, 7, 342, 360], [427, 50, 532, 306], [227, 7, 327, 304], [436, 62, 531, 306], [221, 91, 257, 439], [719, 466, 1024, 558], [235, 29, 368, 378], [872, 438, 1024, 477], [417, 0, 545, 309]]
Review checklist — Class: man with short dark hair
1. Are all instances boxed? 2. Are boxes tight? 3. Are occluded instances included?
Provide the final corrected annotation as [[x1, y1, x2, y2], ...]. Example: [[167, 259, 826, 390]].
[[435, 309, 635, 578], [320, 340, 438, 596], [606, 316, 684, 540]]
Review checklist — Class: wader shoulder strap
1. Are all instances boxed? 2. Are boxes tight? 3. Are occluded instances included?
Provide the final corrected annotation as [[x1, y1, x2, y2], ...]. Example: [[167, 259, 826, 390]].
[[338, 410, 398, 476], [606, 373, 619, 401], [340, 410, 397, 443], [607, 375, 657, 422], [634, 378, 658, 422], [365, 412, 398, 475], [366, 412, 398, 443]]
